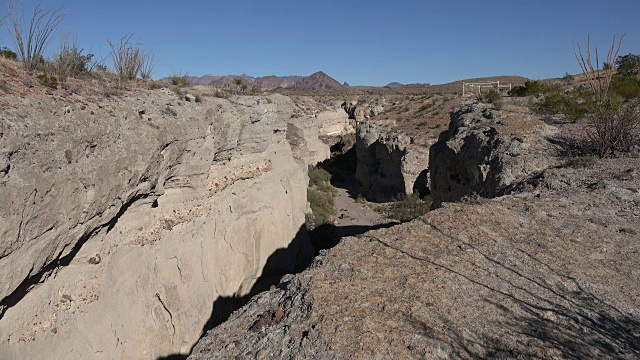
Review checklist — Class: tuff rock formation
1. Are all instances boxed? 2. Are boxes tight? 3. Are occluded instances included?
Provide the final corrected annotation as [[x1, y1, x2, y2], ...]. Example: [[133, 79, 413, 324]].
[[0, 89, 323, 359], [355, 121, 430, 201], [429, 102, 559, 206]]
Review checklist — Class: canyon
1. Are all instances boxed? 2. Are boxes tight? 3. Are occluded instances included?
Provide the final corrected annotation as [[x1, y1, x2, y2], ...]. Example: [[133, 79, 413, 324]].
[[1, 70, 638, 359]]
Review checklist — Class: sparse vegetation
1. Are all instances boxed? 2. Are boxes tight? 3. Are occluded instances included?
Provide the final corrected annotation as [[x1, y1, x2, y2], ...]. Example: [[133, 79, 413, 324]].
[[387, 193, 431, 222], [534, 89, 591, 121], [5, 0, 66, 71], [562, 72, 574, 83], [307, 165, 336, 228], [49, 32, 94, 80], [1, 47, 17, 60], [107, 34, 153, 86], [169, 67, 189, 87], [574, 34, 640, 157], [36, 73, 57, 88], [509, 80, 551, 97], [356, 193, 367, 204]]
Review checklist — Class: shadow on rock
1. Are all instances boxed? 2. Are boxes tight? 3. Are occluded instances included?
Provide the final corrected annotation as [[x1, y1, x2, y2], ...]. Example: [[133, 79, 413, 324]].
[[372, 233, 640, 359]]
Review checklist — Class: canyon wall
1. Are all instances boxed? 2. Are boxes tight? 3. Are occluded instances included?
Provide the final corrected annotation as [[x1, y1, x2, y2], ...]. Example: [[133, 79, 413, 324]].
[[429, 102, 558, 206], [355, 121, 430, 201], [0, 90, 315, 358]]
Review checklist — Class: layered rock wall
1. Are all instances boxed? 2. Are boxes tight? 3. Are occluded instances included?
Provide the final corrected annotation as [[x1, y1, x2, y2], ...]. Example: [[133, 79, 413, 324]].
[[0, 90, 312, 358]]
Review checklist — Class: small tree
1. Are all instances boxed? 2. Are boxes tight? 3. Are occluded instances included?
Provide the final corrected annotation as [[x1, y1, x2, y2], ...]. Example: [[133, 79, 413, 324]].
[[615, 53, 640, 78], [5, 0, 66, 71]]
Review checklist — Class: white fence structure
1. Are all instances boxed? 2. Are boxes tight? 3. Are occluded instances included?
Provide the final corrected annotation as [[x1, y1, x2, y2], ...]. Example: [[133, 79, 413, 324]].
[[462, 81, 512, 96]]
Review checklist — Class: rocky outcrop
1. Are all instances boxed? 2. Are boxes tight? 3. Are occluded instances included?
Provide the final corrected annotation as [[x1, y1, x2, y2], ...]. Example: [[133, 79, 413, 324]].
[[429, 102, 559, 206], [189, 154, 640, 359], [341, 101, 384, 122], [0, 90, 312, 358], [355, 121, 430, 201]]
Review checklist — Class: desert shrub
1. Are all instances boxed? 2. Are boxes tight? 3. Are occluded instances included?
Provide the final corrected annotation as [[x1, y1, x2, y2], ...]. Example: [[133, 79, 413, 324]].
[[107, 34, 153, 86], [586, 100, 640, 157], [103, 86, 119, 97], [307, 165, 336, 227], [534, 91, 589, 121], [483, 89, 501, 104], [171, 76, 189, 87], [50, 34, 94, 80], [574, 34, 640, 156], [1, 47, 17, 60], [509, 80, 549, 97], [37, 74, 58, 88], [146, 81, 164, 90], [562, 72, 575, 83], [169, 67, 189, 87], [308, 165, 331, 187], [356, 193, 367, 204], [6, 0, 66, 71], [213, 90, 229, 98], [194, 94, 203, 103], [510, 85, 528, 97], [615, 53, 640, 78], [388, 193, 431, 222], [611, 76, 640, 100], [139, 52, 156, 80]]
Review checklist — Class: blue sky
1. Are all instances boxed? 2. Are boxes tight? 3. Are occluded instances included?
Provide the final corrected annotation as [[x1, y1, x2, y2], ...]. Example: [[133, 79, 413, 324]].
[[1, 0, 639, 86]]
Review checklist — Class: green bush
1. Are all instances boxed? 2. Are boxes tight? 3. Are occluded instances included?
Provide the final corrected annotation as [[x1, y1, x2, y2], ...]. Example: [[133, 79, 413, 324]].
[[308, 165, 332, 187], [509, 80, 550, 97], [562, 72, 575, 82], [52, 43, 94, 79], [37, 74, 58, 89], [611, 76, 640, 100], [484, 89, 501, 103], [615, 53, 640, 78], [534, 90, 592, 121], [1, 47, 17, 60], [388, 193, 432, 222], [307, 165, 336, 228], [171, 76, 189, 87]]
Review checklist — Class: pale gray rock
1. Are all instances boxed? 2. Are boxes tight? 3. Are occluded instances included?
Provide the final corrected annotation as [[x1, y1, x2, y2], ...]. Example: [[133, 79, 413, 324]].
[[429, 102, 558, 206], [0, 90, 312, 359]]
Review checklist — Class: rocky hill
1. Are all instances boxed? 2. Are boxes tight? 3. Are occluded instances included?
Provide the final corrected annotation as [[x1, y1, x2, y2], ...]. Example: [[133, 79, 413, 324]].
[[294, 71, 344, 91], [385, 82, 403, 88]]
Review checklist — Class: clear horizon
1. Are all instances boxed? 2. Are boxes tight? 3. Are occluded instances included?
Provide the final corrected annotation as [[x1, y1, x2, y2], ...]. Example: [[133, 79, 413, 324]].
[[1, 0, 639, 86]]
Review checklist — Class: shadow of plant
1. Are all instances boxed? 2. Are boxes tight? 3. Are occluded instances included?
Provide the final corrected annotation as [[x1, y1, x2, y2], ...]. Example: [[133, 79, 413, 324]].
[[371, 228, 640, 359]]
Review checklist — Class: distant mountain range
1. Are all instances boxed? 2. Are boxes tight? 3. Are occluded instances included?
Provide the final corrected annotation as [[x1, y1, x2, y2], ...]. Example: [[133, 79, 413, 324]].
[[161, 71, 347, 91]]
